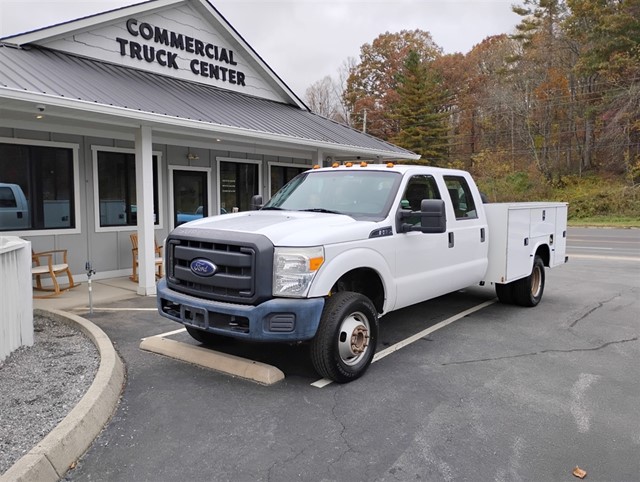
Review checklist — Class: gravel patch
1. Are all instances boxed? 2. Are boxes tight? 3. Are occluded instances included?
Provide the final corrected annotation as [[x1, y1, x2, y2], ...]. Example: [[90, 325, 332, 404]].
[[0, 315, 99, 475]]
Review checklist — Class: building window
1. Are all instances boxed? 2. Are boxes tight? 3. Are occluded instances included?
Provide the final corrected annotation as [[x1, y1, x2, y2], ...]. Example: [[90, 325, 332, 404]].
[[0, 142, 75, 231], [218, 160, 260, 213], [96, 150, 159, 227], [269, 164, 310, 196]]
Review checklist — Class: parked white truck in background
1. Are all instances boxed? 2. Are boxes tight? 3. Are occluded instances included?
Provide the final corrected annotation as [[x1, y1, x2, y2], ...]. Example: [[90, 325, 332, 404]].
[[0, 183, 29, 230], [157, 164, 568, 382]]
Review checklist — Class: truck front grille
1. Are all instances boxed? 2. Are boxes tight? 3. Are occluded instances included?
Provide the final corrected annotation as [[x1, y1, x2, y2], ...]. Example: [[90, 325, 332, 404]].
[[165, 232, 273, 305]]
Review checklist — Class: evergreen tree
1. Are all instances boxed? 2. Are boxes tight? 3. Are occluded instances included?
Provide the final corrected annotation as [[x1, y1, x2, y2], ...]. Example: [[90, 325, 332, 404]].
[[391, 50, 449, 163]]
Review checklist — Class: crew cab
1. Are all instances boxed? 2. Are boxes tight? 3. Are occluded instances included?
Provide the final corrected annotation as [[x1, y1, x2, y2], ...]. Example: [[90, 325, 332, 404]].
[[157, 164, 568, 382]]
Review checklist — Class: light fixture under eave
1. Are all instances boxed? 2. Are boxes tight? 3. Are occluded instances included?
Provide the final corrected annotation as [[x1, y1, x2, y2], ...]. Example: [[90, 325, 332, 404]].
[[187, 151, 199, 161], [215, 138, 222, 142], [35, 114, 44, 120]]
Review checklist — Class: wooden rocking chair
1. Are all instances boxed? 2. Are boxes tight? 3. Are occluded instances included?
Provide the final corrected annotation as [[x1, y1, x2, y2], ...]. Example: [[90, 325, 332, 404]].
[[130, 233, 163, 282], [31, 249, 78, 298]]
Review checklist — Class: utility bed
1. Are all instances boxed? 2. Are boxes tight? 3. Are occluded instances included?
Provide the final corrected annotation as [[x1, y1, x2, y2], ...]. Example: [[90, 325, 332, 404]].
[[483, 202, 568, 284]]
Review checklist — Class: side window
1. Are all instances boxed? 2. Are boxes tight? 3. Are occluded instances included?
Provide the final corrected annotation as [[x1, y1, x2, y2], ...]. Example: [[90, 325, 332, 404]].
[[401, 175, 440, 225], [444, 176, 477, 220], [0, 187, 17, 208]]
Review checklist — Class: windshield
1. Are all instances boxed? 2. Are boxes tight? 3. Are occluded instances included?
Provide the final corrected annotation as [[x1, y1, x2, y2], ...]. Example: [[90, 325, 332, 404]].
[[263, 170, 402, 221]]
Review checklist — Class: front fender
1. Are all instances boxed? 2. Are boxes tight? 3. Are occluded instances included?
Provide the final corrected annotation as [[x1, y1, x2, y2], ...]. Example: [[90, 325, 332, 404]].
[[308, 246, 396, 313]]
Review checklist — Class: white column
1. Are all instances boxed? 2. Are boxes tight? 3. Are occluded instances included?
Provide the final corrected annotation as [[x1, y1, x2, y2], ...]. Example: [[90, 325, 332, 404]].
[[313, 150, 325, 168], [135, 125, 156, 296]]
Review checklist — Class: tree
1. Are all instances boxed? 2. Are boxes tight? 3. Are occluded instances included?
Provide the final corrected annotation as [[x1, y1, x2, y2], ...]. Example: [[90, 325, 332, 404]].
[[511, 0, 573, 180], [391, 50, 449, 162], [343, 30, 442, 140], [565, 0, 640, 175], [304, 76, 345, 123]]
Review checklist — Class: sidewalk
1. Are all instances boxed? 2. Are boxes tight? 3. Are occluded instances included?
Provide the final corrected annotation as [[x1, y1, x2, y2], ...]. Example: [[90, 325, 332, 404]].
[[33, 276, 146, 312]]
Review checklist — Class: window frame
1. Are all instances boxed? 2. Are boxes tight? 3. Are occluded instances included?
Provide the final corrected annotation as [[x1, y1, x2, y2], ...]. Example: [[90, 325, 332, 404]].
[[0, 137, 81, 236], [92, 146, 164, 233]]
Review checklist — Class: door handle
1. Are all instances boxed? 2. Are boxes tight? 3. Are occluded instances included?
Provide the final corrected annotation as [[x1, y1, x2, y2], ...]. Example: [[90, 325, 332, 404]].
[[448, 232, 454, 248], [480, 227, 485, 242]]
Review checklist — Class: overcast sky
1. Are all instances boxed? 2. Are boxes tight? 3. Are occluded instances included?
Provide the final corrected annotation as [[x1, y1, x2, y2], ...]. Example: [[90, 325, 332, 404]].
[[0, 0, 522, 96]]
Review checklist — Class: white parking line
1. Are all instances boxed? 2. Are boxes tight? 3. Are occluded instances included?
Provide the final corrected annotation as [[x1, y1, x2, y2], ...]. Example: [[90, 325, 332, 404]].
[[141, 327, 186, 341], [311, 299, 496, 388]]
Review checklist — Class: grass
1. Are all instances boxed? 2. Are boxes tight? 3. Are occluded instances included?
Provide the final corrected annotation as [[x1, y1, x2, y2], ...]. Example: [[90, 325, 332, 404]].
[[568, 216, 640, 228]]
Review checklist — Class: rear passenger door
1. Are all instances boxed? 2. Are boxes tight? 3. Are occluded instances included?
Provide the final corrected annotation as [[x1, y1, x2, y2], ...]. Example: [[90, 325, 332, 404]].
[[442, 175, 488, 287]]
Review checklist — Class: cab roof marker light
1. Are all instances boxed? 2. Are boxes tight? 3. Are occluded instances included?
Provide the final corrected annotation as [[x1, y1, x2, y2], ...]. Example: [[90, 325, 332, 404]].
[[332, 162, 340, 168], [313, 164, 320, 169], [386, 162, 395, 168], [360, 161, 368, 167], [345, 162, 353, 167]]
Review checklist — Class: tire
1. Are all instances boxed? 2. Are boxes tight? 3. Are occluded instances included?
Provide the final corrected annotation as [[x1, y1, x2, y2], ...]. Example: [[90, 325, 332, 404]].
[[513, 255, 545, 307], [495, 282, 514, 304], [310, 291, 378, 383], [185, 325, 225, 346]]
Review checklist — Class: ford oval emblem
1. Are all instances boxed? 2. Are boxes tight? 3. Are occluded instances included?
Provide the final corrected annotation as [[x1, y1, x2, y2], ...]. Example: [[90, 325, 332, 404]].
[[190, 258, 217, 277]]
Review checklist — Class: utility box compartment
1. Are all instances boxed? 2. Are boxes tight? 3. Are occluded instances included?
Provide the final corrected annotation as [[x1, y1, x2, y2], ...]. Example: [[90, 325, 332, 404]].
[[483, 202, 568, 284]]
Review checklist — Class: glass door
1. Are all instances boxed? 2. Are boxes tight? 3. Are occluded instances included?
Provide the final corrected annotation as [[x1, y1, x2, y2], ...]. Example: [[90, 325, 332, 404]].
[[173, 169, 208, 227], [219, 161, 260, 213]]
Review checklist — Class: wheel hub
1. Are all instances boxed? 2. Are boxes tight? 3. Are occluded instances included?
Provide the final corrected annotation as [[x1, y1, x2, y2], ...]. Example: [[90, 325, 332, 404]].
[[338, 313, 370, 365]]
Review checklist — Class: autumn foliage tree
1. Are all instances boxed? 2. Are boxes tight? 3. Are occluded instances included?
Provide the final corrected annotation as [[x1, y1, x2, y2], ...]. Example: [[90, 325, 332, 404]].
[[343, 30, 441, 139], [310, 0, 639, 193]]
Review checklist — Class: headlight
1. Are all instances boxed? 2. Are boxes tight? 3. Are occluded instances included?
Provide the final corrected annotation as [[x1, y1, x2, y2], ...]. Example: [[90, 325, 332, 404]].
[[273, 247, 324, 297]]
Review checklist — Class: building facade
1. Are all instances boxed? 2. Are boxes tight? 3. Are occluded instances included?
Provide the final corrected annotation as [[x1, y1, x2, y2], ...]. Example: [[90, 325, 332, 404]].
[[0, 0, 418, 294]]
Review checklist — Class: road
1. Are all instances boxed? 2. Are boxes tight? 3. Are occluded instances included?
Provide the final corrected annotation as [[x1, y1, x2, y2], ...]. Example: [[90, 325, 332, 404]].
[[567, 226, 640, 259], [66, 228, 639, 482]]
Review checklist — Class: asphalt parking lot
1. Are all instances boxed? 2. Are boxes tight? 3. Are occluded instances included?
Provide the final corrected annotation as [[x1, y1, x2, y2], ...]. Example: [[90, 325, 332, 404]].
[[66, 244, 639, 481]]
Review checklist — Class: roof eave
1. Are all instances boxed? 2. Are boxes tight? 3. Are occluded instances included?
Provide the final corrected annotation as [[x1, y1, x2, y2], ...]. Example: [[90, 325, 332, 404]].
[[0, 88, 419, 161]]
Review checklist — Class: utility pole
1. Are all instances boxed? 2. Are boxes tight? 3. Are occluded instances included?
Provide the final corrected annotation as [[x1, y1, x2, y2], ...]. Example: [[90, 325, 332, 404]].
[[362, 109, 367, 133]]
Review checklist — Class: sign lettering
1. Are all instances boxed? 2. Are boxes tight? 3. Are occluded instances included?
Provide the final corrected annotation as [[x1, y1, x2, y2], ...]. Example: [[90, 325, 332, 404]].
[[115, 18, 246, 87]]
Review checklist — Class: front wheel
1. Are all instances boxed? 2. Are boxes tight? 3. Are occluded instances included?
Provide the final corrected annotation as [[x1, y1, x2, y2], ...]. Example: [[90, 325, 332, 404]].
[[310, 291, 378, 383], [513, 255, 545, 307]]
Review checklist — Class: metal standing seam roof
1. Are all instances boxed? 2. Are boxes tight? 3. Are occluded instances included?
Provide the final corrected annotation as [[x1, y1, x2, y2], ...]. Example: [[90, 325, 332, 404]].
[[0, 45, 418, 159]]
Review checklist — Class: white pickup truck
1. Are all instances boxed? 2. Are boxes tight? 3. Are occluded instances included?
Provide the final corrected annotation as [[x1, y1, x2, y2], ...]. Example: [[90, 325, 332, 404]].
[[0, 183, 29, 230], [157, 164, 568, 382]]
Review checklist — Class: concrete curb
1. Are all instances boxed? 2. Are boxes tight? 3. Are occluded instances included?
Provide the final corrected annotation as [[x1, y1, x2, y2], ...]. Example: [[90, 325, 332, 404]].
[[140, 336, 284, 385], [0, 309, 125, 482]]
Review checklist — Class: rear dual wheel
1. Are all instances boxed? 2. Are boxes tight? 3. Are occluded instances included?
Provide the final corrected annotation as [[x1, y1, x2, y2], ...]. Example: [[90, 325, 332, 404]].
[[310, 291, 378, 383], [495, 255, 545, 307]]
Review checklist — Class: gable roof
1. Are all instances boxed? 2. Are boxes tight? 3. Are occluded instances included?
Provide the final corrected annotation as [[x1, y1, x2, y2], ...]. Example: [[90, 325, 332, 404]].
[[0, 0, 419, 161], [0, 0, 307, 109]]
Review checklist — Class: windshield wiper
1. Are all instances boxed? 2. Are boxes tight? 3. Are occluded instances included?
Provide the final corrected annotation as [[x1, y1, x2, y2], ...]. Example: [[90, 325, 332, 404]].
[[299, 208, 343, 215], [261, 206, 285, 210]]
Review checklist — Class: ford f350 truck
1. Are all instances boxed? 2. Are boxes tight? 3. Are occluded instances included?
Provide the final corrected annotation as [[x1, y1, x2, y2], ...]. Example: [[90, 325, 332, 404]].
[[157, 164, 568, 382]]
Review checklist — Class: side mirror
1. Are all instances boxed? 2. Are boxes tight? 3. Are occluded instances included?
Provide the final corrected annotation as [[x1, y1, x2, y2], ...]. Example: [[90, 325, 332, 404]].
[[418, 199, 447, 233], [250, 195, 263, 211], [399, 199, 446, 233]]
